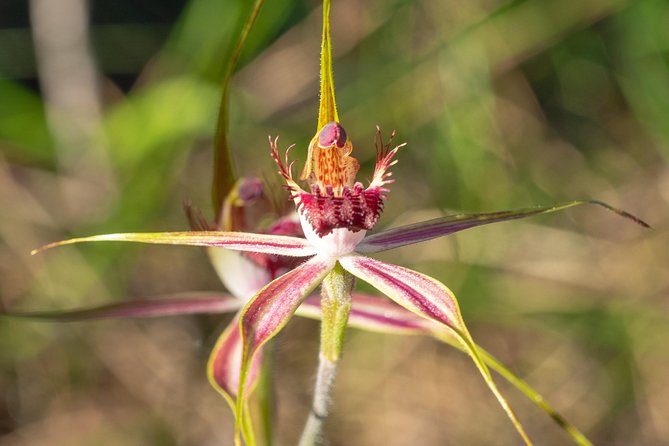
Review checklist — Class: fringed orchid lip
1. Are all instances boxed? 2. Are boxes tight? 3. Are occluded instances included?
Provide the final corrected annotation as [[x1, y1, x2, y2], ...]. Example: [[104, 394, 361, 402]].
[[271, 124, 404, 240]]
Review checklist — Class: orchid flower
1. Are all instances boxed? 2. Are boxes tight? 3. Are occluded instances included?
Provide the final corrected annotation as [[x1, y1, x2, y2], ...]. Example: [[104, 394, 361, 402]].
[[25, 0, 650, 444], [15, 176, 598, 446], [28, 119, 648, 446]]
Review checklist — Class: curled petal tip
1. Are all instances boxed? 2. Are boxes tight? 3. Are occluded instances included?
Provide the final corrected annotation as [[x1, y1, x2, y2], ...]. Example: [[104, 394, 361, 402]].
[[31, 239, 76, 255], [584, 200, 651, 229]]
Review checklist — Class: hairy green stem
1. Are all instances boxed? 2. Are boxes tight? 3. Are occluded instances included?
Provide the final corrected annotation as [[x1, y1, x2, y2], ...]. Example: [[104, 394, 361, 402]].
[[298, 355, 338, 446], [298, 263, 353, 446]]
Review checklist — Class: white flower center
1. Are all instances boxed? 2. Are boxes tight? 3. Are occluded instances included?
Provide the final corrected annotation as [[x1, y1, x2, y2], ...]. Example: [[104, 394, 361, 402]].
[[299, 212, 366, 258]]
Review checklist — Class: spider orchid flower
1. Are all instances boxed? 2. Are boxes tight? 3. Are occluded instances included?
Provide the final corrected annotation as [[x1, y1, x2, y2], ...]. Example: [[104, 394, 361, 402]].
[[16, 176, 599, 446], [29, 125, 648, 446], [27, 0, 650, 442]]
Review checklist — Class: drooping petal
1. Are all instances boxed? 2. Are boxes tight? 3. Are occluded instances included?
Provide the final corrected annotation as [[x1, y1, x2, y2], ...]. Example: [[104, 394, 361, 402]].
[[339, 255, 533, 445], [357, 200, 650, 253], [208, 312, 263, 408], [3, 293, 241, 321], [339, 255, 463, 329], [472, 347, 594, 446], [299, 293, 592, 445], [207, 312, 261, 446], [234, 255, 334, 443], [32, 231, 318, 257]]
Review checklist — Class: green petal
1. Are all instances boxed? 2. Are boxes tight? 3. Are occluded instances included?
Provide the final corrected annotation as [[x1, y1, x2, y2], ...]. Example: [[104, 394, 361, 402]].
[[317, 0, 338, 130]]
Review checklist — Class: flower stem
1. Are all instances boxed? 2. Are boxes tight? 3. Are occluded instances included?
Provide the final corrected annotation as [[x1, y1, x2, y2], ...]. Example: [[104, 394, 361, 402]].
[[298, 263, 353, 446], [298, 355, 338, 446]]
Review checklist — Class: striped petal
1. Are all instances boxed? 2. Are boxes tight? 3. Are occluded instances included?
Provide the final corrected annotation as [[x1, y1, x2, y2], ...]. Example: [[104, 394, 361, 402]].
[[208, 312, 261, 446], [32, 231, 318, 257], [357, 200, 649, 253], [298, 293, 430, 334], [234, 255, 334, 443], [339, 255, 464, 330], [3, 293, 241, 321], [208, 312, 263, 408], [299, 293, 592, 445], [339, 254, 533, 445]]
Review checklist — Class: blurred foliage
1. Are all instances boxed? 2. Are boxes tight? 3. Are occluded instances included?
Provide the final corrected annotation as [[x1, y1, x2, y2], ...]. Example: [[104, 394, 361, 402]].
[[0, 0, 666, 445]]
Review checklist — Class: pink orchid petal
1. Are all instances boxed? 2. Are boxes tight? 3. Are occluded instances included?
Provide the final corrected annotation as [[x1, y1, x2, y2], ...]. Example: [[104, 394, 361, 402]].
[[235, 256, 334, 431], [339, 255, 463, 330], [300, 294, 591, 445], [339, 254, 533, 444], [4, 293, 242, 321], [357, 200, 650, 253], [32, 231, 318, 257], [298, 293, 431, 334], [239, 256, 334, 356], [208, 311, 263, 410]]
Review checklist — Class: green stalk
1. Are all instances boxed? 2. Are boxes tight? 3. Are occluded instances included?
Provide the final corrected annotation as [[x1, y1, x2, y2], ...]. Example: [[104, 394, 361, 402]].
[[298, 263, 353, 446]]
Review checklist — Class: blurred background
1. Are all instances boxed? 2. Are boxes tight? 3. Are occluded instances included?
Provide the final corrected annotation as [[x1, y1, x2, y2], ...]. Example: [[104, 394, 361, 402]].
[[0, 0, 667, 444]]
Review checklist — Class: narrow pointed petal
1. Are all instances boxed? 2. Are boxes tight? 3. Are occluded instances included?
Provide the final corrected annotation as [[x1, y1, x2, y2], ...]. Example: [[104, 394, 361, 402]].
[[235, 256, 334, 441], [339, 255, 463, 329], [473, 347, 594, 446], [32, 231, 318, 257], [317, 0, 338, 130], [3, 293, 241, 321], [357, 200, 650, 253], [299, 293, 592, 445], [208, 312, 263, 409], [211, 0, 266, 221], [339, 255, 533, 445]]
